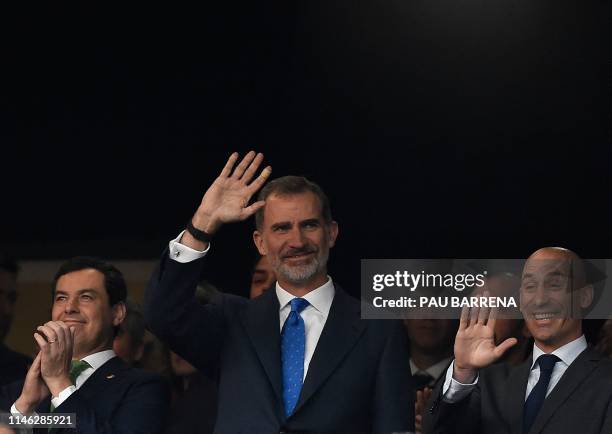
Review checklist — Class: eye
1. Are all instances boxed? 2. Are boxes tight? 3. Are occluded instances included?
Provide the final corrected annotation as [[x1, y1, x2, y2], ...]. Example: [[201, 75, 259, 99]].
[[302, 220, 320, 230], [80, 294, 93, 301], [521, 283, 536, 292], [55, 295, 67, 302]]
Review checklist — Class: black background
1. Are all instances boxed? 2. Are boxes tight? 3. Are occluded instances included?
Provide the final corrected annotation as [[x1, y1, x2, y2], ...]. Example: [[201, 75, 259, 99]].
[[1, 1, 610, 296]]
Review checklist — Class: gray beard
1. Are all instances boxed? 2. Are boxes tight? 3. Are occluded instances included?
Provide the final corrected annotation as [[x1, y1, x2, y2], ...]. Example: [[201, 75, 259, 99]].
[[274, 250, 329, 284]]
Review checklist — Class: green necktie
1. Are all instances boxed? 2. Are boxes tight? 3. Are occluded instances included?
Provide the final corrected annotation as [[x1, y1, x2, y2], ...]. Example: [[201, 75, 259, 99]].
[[50, 360, 91, 412], [69, 360, 91, 385]]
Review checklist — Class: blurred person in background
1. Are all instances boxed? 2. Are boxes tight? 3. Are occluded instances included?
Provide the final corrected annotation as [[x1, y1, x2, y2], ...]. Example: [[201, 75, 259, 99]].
[[0, 255, 31, 386]]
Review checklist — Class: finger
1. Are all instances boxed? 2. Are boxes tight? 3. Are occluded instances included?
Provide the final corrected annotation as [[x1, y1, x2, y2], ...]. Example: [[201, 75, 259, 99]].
[[33, 332, 49, 352], [36, 325, 58, 344], [26, 352, 42, 379], [477, 303, 490, 325], [247, 166, 272, 195], [469, 305, 479, 327], [493, 337, 518, 359], [241, 152, 264, 183], [240, 200, 266, 220], [459, 305, 470, 330], [416, 390, 423, 410], [231, 150, 256, 179], [219, 152, 239, 178], [46, 322, 68, 346], [31, 351, 42, 368], [424, 387, 432, 400], [487, 305, 499, 331]]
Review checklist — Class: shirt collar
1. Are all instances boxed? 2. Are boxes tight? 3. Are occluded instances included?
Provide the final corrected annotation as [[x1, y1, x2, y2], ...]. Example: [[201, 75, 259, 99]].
[[80, 349, 117, 370], [276, 277, 335, 317], [410, 357, 453, 379], [531, 335, 587, 369]]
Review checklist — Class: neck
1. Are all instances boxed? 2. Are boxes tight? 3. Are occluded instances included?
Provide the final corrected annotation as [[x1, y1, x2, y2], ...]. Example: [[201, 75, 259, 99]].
[[410, 347, 452, 370], [535, 330, 582, 354], [278, 272, 328, 297], [502, 337, 531, 366], [73, 342, 113, 361]]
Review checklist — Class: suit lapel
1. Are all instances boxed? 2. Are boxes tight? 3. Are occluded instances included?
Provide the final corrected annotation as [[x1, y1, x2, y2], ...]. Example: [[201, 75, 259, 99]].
[[48, 356, 126, 433], [240, 289, 283, 403], [504, 357, 531, 434], [528, 348, 599, 434], [292, 288, 366, 414]]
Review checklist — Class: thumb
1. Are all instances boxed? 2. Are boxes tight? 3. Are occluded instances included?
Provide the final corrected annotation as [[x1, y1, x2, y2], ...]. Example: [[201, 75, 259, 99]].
[[493, 337, 518, 359]]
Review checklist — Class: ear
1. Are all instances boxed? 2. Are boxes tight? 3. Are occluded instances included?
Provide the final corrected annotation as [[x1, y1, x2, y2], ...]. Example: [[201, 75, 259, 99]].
[[112, 302, 127, 327], [327, 220, 339, 248], [579, 284, 594, 309], [253, 230, 267, 255]]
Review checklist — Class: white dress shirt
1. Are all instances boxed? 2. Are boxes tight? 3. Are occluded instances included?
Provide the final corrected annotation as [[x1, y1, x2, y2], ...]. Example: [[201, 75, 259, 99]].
[[11, 350, 117, 415], [410, 357, 453, 384], [442, 335, 588, 403], [168, 231, 335, 380], [276, 279, 334, 380]]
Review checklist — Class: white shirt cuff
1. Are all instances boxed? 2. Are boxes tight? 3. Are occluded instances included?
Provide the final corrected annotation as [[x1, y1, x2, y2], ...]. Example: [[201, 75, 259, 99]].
[[51, 385, 77, 409], [11, 402, 39, 418], [168, 230, 210, 263], [442, 359, 479, 403]]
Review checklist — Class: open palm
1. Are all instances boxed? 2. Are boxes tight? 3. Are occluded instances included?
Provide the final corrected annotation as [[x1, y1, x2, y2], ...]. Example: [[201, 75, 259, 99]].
[[197, 151, 271, 232], [454, 303, 517, 371]]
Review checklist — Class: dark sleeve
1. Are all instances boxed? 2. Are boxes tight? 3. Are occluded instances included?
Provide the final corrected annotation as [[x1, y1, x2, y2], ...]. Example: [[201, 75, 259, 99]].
[[373, 320, 415, 434], [54, 374, 169, 434], [422, 378, 480, 434], [0, 380, 23, 412], [143, 250, 227, 373]]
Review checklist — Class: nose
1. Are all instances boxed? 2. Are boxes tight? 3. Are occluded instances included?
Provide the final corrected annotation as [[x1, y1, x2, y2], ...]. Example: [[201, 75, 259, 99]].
[[64, 297, 79, 314], [533, 284, 550, 306], [287, 227, 307, 249]]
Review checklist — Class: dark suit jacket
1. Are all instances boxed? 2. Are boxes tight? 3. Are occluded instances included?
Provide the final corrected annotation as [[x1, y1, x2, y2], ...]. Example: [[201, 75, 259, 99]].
[[423, 347, 612, 434], [144, 252, 414, 434], [0, 356, 169, 434], [0, 343, 31, 386]]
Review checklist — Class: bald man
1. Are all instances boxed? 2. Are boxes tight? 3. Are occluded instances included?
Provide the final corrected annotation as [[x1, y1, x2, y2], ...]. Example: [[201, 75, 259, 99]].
[[424, 248, 612, 434]]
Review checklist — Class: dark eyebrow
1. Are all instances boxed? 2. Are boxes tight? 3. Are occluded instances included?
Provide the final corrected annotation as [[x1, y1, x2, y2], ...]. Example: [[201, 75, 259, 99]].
[[55, 289, 97, 296], [270, 222, 292, 231], [300, 218, 321, 226]]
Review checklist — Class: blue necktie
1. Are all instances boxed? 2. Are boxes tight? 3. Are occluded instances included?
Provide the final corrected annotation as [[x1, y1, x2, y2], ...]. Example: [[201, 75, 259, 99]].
[[281, 298, 309, 417], [523, 354, 560, 433]]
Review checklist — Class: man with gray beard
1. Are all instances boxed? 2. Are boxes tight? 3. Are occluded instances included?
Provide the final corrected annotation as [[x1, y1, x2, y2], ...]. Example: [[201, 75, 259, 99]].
[[144, 151, 414, 434]]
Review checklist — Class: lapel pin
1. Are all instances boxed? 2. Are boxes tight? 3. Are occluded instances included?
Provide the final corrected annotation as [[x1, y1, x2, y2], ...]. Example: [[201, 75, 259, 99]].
[[106, 374, 115, 379]]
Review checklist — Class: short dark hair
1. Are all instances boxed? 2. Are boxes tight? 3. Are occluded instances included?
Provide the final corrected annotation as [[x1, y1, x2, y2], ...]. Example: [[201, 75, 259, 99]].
[[254, 176, 332, 230], [52, 256, 127, 306]]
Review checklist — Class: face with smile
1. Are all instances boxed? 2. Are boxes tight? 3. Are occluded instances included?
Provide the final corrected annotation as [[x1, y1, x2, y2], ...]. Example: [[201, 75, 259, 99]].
[[520, 248, 593, 352], [253, 191, 338, 294], [52, 268, 125, 359]]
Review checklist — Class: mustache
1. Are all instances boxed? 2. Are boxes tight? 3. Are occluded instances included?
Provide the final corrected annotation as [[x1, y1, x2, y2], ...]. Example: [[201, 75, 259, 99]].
[[281, 247, 317, 258]]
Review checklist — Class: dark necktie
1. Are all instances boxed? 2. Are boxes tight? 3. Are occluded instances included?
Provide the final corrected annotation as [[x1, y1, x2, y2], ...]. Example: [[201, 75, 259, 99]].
[[281, 298, 309, 417], [413, 372, 435, 390], [523, 354, 560, 433]]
